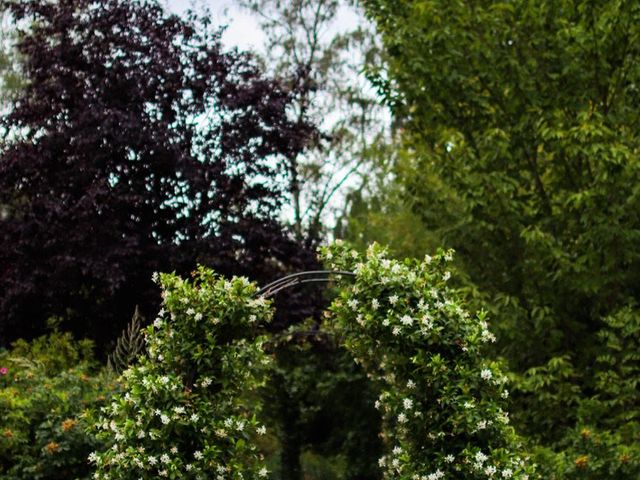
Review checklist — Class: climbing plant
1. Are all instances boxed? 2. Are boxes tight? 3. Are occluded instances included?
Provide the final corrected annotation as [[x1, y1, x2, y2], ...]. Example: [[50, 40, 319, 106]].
[[90, 268, 273, 479], [321, 242, 535, 480], [90, 244, 536, 479]]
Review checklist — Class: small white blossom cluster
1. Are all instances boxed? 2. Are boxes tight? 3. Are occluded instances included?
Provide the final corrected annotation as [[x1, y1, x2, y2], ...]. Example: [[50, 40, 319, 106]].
[[320, 242, 536, 480], [90, 268, 273, 480]]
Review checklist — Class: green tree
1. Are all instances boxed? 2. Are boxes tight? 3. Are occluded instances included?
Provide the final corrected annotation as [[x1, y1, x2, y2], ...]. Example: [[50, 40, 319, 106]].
[[240, 0, 388, 242], [0, 10, 22, 106], [361, 0, 640, 374], [355, 0, 640, 463]]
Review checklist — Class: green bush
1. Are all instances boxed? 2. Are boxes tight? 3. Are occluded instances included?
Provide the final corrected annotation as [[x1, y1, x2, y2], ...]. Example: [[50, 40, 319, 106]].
[[91, 268, 273, 479], [322, 242, 536, 480], [513, 306, 640, 479], [0, 332, 115, 479]]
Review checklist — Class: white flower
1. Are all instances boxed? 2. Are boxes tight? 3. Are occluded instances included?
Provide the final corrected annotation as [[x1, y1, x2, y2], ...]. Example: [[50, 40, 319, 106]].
[[444, 454, 455, 463], [161, 415, 170, 425], [148, 456, 158, 465], [382, 318, 390, 326], [443, 271, 451, 281], [259, 467, 269, 477], [501, 390, 509, 399], [153, 318, 163, 328], [475, 451, 488, 463], [397, 413, 407, 423], [389, 295, 399, 305], [392, 446, 402, 455], [371, 299, 380, 310], [392, 326, 401, 336], [152, 272, 160, 283], [174, 406, 185, 414], [425, 254, 432, 264], [374, 400, 381, 409], [160, 376, 170, 384], [257, 425, 267, 435], [194, 312, 203, 321], [160, 454, 170, 464], [502, 469, 513, 478], [191, 413, 199, 422], [201, 377, 213, 387], [186, 464, 193, 471], [400, 315, 413, 326], [391, 458, 400, 468], [485, 465, 497, 476], [186, 308, 195, 316], [347, 299, 359, 309], [159, 470, 168, 477], [170, 446, 178, 454], [476, 420, 487, 430], [378, 457, 386, 467], [88, 452, 98, 463], [193, 450, 203, 460], [428, 471, 444, 480], [249, 314, 257, 323], [407, 379, 416, 389], [403, 398, 413, 410], [481, 369, 493, 381]]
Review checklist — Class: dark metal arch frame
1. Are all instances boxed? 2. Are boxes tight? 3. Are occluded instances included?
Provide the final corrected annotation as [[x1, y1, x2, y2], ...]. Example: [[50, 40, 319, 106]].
[[257, 270, 355, 298]]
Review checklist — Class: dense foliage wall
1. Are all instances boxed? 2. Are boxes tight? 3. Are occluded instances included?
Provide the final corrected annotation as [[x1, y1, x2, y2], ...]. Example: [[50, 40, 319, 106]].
[[353, 1, 640, 477]]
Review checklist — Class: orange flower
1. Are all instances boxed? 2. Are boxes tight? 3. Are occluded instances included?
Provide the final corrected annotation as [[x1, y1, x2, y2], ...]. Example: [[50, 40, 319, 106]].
[[3, 429, 13, 438], [619, 454, 631, 464], [575, 455, 589, 469], [61, 418, 77, 432], [46, 442, 60, 454]]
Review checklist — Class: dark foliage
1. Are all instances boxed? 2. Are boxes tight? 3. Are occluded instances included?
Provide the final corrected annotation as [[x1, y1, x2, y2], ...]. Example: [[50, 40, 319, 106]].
[[0, 0, 320, 349]]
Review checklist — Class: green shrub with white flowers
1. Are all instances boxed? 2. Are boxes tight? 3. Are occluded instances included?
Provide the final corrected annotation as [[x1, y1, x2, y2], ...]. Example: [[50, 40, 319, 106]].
[[90, 267, 273, 480], [321, 242, 537, 480], [90, 242, 536, 480]]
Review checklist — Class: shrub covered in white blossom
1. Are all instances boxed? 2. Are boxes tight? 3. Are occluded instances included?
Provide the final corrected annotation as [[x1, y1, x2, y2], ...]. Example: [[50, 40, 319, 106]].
[[321, 242, 537, 480], [90, 267, 272, 480]]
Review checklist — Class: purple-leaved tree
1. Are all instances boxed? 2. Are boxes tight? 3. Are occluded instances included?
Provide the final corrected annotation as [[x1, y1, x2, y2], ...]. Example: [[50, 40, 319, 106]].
[[0, 0, 320, 348]]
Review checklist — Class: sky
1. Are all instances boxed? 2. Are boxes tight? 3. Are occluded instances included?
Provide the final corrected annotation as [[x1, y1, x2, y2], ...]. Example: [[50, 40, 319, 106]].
[[163, 0, 265, 51]]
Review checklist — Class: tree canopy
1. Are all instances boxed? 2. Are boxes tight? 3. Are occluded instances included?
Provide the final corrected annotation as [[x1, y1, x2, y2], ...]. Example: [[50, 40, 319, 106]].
[[362, 0, 640, 371], [352, 0, 640, 474], [0, 0, 318, 347]]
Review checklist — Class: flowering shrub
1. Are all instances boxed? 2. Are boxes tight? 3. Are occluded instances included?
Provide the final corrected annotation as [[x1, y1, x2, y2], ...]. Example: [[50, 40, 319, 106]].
[[517, 305, 640, 479], [91, 267, 273, 479], [0, 332, 114, 480], [91, 242, 536, 479], [321, 242, 537, 480]]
